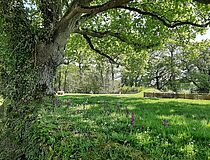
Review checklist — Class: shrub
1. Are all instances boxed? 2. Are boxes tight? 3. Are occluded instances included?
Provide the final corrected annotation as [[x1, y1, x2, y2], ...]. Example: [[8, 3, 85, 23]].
[[120, 86, 142, 94], [138, 87, 145, 93], [120, 86, 129, 94]]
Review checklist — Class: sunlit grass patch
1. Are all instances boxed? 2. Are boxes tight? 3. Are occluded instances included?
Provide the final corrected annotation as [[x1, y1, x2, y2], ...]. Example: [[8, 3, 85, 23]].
[[16, 94, 210, 159], [0, 96, 3, 105]]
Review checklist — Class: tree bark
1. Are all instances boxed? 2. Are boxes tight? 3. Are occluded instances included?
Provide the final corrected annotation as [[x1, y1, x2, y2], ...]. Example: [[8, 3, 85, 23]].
[[58, 69, 62, 91], [111, 63, 115, 92], [64, 69, 68, 92], [35, 14, 81, 96]]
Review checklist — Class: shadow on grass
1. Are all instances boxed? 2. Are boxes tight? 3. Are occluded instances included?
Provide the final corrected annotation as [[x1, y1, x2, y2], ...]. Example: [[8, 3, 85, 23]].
[[49, 94, 210, 159], [60, 94, 210, 120]]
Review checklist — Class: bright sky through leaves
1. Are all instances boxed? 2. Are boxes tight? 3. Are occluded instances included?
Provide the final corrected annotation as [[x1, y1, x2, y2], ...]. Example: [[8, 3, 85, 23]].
[[196, 28, 210, 41]]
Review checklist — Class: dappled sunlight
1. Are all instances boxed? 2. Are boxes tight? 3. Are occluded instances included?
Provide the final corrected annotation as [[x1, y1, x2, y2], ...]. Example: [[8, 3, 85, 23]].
[[170, 132, 191, 143], [169, 109, 175, 113], [157, 115, 187, 126], [180, 143, 197, 158], [0, 97, 3, 105], [32, 94, 210, 159], [135, 132, 151, 145]]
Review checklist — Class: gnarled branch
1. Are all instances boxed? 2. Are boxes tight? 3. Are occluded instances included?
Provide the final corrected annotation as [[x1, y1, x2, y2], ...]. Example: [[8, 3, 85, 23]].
[[52, 0, 132, 41], [82, 34, 121, 65], [78, 0, 132, 14], [75, 29, 159, 49], [117, 6, 210, 28], [194, 0, 210, 4]]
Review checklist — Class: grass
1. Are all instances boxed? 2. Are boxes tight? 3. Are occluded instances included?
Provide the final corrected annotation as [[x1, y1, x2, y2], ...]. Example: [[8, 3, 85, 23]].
[[34, 94, 210, 160], [1, 94, 210, 159]]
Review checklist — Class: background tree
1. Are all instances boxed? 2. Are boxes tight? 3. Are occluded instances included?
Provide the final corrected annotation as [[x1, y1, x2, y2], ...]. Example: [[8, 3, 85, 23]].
[[144, 39, 183, 92], [181, 40, 210, 93]]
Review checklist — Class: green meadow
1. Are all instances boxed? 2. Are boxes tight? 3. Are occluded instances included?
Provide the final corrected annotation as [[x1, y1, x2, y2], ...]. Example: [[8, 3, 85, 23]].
[[1, 94, 210, 159]]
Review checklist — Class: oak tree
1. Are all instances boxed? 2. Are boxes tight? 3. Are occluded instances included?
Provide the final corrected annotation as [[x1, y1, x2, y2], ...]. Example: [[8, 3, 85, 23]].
[[0, 0, 210, 100]]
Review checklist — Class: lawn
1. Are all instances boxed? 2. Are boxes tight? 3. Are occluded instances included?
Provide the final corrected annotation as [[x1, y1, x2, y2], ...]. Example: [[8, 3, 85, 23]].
[[31, 94, 210, 160], [1, 94, 210, 159]]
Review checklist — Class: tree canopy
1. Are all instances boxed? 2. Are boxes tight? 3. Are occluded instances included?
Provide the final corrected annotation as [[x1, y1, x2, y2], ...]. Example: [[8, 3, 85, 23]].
[[0, 0, 210, 100]]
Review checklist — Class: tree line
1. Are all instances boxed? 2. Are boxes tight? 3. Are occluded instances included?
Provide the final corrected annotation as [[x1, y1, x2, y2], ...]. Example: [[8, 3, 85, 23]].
[[56, 38, 210, 94]]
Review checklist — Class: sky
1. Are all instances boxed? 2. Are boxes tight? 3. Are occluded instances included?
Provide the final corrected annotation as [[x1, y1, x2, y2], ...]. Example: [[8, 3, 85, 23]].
[[195, 28, 210, 41]]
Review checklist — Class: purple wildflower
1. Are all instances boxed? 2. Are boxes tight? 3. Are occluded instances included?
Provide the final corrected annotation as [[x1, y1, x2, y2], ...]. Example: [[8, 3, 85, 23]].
[[56, 98, 59, 107], [162, 119, 169, 127], [131, 113, 135, 127]]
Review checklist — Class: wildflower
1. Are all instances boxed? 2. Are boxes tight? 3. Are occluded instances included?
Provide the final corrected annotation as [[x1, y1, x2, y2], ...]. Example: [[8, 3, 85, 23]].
[[56, 98, 59, 107], [125, 106, 129, 117], [131, 113, 135, 127], [162, 119, 169, 127]]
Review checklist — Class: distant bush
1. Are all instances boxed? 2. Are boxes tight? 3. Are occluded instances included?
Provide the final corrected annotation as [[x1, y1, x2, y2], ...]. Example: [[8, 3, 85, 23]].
[[138, 87, 145, 93], [119, 86, 129, 94], [120, 86, 134, 94], [143, 88, 162, 93], [119, 86, 145, 94]]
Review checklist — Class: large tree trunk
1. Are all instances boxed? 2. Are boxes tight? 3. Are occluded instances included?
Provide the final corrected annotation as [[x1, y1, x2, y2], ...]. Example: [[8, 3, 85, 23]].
[[35, 15, 80, 96]]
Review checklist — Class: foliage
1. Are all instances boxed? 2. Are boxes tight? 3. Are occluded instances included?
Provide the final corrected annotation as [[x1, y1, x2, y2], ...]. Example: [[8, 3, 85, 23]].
[[140, 39, 210, 93], [143, 40, 182, 92], [1, 0, 210, 158], [0, 3, 38, 101], [0, 99, 44, 159], [119, 86, 144, 94], [1, 0, 210, 98], [181, 40, 210, 93]]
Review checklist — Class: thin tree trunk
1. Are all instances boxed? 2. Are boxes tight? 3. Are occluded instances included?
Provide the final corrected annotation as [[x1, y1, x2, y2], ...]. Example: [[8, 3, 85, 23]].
[[58, 69, 62, 91], [64, 69, 68, 92], [111, 63, 115, 93]]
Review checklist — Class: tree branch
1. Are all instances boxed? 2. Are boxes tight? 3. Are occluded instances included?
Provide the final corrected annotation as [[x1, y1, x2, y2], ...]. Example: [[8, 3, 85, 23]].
[[194, 0, 210, 4], [75, 29, 159, 49], [78, 0, 132, 23], [117, 6, 210, 28], [82, 34, 121, 65], [78, 0, 132, 14], [52, 0, 132, 41]]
